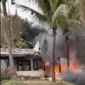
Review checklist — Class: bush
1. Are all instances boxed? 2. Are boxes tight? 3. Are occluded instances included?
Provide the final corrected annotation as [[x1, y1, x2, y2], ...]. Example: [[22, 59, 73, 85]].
[[1, 68, 16, 80], [1, 68, 11, 80]]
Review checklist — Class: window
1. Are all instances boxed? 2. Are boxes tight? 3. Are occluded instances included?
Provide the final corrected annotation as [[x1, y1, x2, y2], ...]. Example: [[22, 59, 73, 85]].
[[17, 60, 23, 71], [16, 58, 43, 71], [17, 60, 31, 71], [24, 60, 31, 71], [33, 59, 43, 70]]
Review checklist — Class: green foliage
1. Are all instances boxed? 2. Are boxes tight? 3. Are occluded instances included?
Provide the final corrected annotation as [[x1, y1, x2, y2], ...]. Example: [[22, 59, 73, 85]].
[[15, 39, 28, 48], [1, 14, 45, 48], [14, 0, 63, 25], [11, 14, 24, 41], [52, 0, 82, 29], [2, 81, 28, 85], [1, 14, 24, 48], [1, 69, 11, 80], [15, 0, 83, 29]]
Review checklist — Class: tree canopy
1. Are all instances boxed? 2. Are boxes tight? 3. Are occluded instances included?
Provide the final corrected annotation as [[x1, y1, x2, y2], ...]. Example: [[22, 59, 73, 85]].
[[13, 0, 84, 29]]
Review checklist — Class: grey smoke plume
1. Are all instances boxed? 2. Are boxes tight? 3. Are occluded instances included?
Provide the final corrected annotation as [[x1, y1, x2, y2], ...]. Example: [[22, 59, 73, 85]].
[[34, 27, 66, 62], [34, 25, 85, 66]]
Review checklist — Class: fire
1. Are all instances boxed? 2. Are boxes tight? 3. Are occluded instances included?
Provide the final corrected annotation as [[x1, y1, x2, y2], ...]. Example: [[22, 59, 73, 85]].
[[55, 63, 79, 73], [45, 61, 50, 66], [69, 63, 79, 70], [44, 57, 79, 75], [55, 64, 66, 73], [44, 58, 79, 82]]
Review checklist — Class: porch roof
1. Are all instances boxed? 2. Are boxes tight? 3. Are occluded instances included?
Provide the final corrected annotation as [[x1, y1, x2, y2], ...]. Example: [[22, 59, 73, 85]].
[[0, 48, 37, 56]]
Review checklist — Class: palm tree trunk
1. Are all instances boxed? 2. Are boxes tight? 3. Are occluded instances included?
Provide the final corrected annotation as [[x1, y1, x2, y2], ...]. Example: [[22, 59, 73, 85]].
[[8, 35, 14, 68], [8, 42, 16, 79], [0, 58, 1, 82], [65, 36, 69, 68], [58, 57, 61, 73], [52, 28, 56, 82], [7, 14, 16, 79]]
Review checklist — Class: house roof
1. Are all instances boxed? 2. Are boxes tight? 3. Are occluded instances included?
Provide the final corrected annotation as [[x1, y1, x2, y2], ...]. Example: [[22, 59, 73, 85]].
[[0, 48, 37, 56]]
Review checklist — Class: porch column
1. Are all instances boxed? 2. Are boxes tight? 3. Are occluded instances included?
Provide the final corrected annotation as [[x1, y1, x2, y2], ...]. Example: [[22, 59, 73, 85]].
[[30, 59, 33, 71], [5, 59, 9, 68]]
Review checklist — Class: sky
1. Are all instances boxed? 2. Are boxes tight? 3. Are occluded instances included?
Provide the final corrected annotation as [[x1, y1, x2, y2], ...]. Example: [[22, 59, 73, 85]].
[[1, 0, 49, 28], [7, 0, 41, 22], [1, 0, 40, 22]]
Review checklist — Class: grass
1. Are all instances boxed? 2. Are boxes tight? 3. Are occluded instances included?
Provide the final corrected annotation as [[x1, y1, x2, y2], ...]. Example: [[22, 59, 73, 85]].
[[2, 80, 75, 85]]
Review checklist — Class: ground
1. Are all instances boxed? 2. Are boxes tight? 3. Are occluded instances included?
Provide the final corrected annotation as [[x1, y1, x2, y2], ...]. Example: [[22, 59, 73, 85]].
[[2, 80, 75, 85]]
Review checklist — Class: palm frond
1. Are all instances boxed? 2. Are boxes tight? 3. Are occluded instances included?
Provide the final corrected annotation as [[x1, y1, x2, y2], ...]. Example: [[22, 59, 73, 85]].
[[36, 0, 51, 14], [35, 0, 53, 23], [63, 0, 76, 6], [52, 4, 68, 27], [68, 2, 81, 20], [14, 2, 47, 22], [36, 0, 63, 20], [54, 0, 63, 10]]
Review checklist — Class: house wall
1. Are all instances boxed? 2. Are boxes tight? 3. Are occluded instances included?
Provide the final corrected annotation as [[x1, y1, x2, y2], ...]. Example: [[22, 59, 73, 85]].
[[16, 70, 44, 77], [0, 56, 9, 69], [14, 56, 43, 71]]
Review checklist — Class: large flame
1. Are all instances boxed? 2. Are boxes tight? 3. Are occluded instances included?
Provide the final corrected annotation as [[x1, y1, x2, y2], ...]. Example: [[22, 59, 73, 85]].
[[44, 57, 79, 75], [44, 58, 79, 81], [55, 63, 79, 73]]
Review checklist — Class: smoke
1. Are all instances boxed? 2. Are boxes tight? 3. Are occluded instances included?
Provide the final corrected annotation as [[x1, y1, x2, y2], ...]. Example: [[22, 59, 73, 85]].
[[34, 25, 85, 85], [76, 72, 85, 85], [40, 28, 66, 62], [61, 69, 78, 83], [61, 69, 85, 85]]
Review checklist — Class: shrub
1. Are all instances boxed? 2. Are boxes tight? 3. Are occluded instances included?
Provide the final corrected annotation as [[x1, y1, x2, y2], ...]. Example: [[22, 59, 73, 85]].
[[1, 68, 16, 80], [1, 68, 11, 80]]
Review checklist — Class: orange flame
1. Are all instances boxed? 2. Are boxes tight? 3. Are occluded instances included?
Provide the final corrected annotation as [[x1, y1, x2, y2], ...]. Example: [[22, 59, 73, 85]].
[[55, 63, 79, 73], [44, 57, 79, 75]]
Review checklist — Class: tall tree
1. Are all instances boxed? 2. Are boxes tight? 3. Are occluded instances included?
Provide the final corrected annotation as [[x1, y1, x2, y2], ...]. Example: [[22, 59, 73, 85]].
[[1, 14, 24, 47], [1, 0, 16, 78]]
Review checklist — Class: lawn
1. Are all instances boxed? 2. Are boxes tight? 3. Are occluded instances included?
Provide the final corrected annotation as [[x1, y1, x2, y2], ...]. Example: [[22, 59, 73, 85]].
[[1, 80, 75, 85]]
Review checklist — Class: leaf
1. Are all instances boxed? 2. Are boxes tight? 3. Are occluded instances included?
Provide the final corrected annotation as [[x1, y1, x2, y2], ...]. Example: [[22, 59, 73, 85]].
[[52, 4, 69, 27], [14, 2, 47, 22]]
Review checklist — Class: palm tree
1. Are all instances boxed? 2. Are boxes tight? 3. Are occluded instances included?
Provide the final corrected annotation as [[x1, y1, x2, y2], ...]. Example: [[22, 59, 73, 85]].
[[12, 0, 82, 82], [1, 0, 16, 78]]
